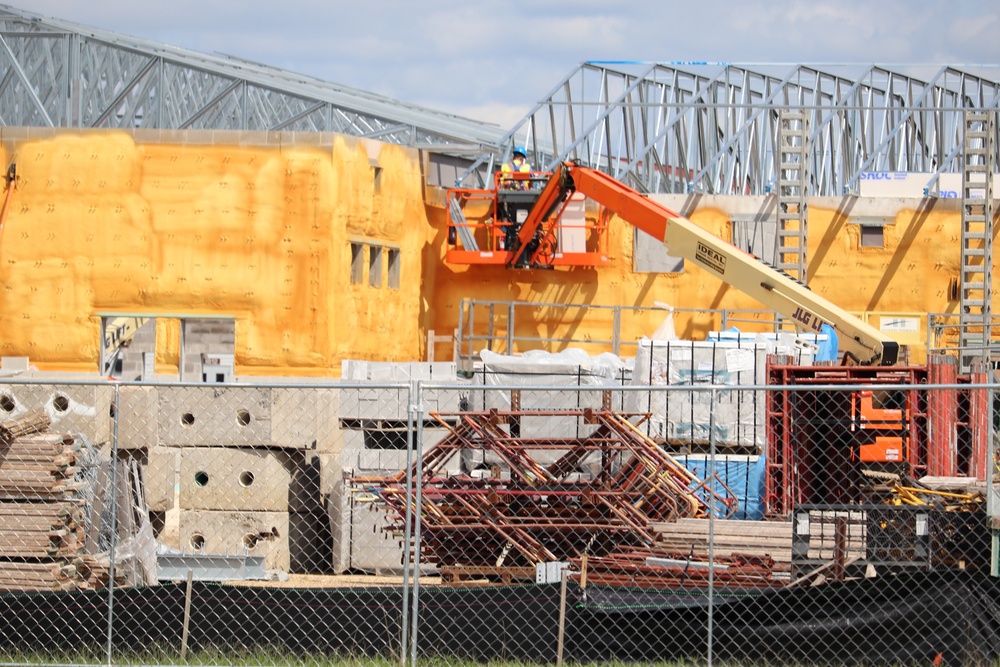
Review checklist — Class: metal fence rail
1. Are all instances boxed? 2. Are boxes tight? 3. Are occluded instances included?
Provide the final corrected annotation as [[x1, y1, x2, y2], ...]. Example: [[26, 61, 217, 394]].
[[0, 374, 994, 666]]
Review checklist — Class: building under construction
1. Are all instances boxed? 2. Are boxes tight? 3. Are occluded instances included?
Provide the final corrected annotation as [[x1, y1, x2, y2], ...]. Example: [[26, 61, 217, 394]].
[[0, 6, 994, 375], [0, 6, 997, 665]]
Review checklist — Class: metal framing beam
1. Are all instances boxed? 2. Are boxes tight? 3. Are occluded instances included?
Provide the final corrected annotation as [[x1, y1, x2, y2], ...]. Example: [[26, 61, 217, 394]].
[[459, 62, 1000, 197], [0, 5, 506, 150]]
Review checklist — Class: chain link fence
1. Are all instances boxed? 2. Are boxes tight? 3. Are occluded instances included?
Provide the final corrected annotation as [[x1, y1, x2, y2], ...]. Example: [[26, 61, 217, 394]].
[[0, 354, 996, 666]]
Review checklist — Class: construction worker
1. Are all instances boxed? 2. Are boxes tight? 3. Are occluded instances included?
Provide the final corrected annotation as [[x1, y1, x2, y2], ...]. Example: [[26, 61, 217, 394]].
[[496, 146, 533, 251], [500, 146, 532, 190]]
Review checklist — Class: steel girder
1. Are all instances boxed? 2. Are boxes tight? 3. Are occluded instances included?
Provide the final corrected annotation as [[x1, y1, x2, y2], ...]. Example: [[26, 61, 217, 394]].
[[0, 5, 505, 152], [459, 62, 1000, 196]]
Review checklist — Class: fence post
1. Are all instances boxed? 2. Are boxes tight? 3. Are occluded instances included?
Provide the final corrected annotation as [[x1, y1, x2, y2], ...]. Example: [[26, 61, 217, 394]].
[[105, 382, 120, 667], [408, 381, 426, 667], [180, 569, 194, 659], [400, 380, 417, 667], [556, 568, 569, 666], [707, 385, 717, 667]]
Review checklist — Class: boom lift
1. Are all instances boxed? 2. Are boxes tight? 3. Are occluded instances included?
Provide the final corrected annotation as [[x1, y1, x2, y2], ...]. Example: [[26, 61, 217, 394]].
[[446, 162, 899, 366]]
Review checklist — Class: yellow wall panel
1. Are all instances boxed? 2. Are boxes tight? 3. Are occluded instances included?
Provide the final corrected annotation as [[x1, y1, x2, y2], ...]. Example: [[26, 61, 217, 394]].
[[0, 128, 973, 374], [0, 131, 426, 375]]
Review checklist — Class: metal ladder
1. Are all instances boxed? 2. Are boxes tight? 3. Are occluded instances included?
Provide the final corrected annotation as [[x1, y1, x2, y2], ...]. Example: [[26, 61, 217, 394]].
[[959, 110, 996, 367], [776, 109, 810, 285]]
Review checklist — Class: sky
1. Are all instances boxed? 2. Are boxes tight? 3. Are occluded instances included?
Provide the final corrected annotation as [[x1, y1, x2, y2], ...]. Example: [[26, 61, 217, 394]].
[[22, 0, 1000, 129]]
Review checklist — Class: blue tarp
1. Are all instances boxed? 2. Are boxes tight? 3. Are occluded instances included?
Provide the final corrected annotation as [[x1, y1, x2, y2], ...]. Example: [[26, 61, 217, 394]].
[[673, 454, 766, 520]]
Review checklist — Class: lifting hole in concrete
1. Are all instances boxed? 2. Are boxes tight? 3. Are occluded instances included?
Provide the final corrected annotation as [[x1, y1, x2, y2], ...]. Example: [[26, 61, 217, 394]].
[[190, 534, 205, 551], [194, 471, 209, 487], [239, 471, 255, 487], [0, 394, 14, 413], [243, 533, 262, 549], [181, 413, 195, 427], [53, 395, 70, 413], [236, 409, 251, 426], [109, 404, 116, 419]]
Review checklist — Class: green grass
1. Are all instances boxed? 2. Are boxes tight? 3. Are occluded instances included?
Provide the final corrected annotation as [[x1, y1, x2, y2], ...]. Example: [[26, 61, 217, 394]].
[[0, 647, 964, 667]]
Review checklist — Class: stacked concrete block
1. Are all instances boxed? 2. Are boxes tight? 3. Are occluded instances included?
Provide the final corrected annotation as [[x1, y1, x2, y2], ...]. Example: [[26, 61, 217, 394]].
[[0, 382, 114, 445], [330, 478, 435, 576], [468, 359, 616, 442], [118, 319, 156, 381], [175, 447, 330, 573], [154, 385, 343, 451], [179, 318, 236, 383], [179, 510, 289, 571], [143, 382, 348, 575], [339, 361, 464, 423], [338, 385, 410, 422], [333, 422, 455, 573]]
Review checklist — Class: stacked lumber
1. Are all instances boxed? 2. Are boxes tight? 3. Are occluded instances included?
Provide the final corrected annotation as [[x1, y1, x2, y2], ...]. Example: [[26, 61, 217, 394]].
[[0, 410, 116, 591], [0, 433, 81, 498], [651, 518, 795, 566]]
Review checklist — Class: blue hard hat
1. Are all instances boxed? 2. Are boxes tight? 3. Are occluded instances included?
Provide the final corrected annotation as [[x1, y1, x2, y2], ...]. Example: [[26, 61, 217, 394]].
[[513, 146, 527, 158]]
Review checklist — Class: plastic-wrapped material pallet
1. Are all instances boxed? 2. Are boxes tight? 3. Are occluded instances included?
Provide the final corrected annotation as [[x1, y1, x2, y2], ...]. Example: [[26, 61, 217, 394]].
[[629, 336, 816, 451], [468, 349, 626, 442]]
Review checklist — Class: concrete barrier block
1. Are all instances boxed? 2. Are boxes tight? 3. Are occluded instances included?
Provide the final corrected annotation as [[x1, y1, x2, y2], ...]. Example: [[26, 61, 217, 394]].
[[144, 447, 177, 512], [179, 447, 293, 511], [158, 386, 272, 447], [117, 385, 158, 450], [0, 383, 114, 444], [179, 509, 289, 571], [272, 386, 343, 452]]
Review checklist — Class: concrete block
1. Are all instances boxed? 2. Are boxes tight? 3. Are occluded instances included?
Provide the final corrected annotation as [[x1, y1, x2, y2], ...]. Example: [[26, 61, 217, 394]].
[[338, 386, 409, 421], [144, 447, 178, 512], [357, 450, 383, 470], [429, 362, 457, 380], [0, 383, 114, 444], [179, 509, 289, 571], [179, 447, 293, 511], [157, 386, 272, 447], [422, 387, 464, 415], [117, 385, 158, 450], [342, 429, 366, 450], [329, 479, 352, 573], [272, 386, 343, 452], [311, 452, 343, 497], [344, 487, 405, 575], [1, 357, 29, 372]]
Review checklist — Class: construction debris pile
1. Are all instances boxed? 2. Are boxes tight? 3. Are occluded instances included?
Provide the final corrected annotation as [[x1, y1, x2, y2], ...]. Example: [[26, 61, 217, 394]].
[[350, 409, 741, 580], [0, 409, 115, 591]]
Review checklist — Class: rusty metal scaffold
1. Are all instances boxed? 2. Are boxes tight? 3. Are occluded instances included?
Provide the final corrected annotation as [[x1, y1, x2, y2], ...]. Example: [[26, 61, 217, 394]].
[[350, 408, 738, 573]]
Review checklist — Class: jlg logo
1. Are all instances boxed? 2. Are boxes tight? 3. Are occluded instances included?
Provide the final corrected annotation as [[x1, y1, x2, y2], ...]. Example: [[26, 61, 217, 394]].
[[791, 306, 826, 333]]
